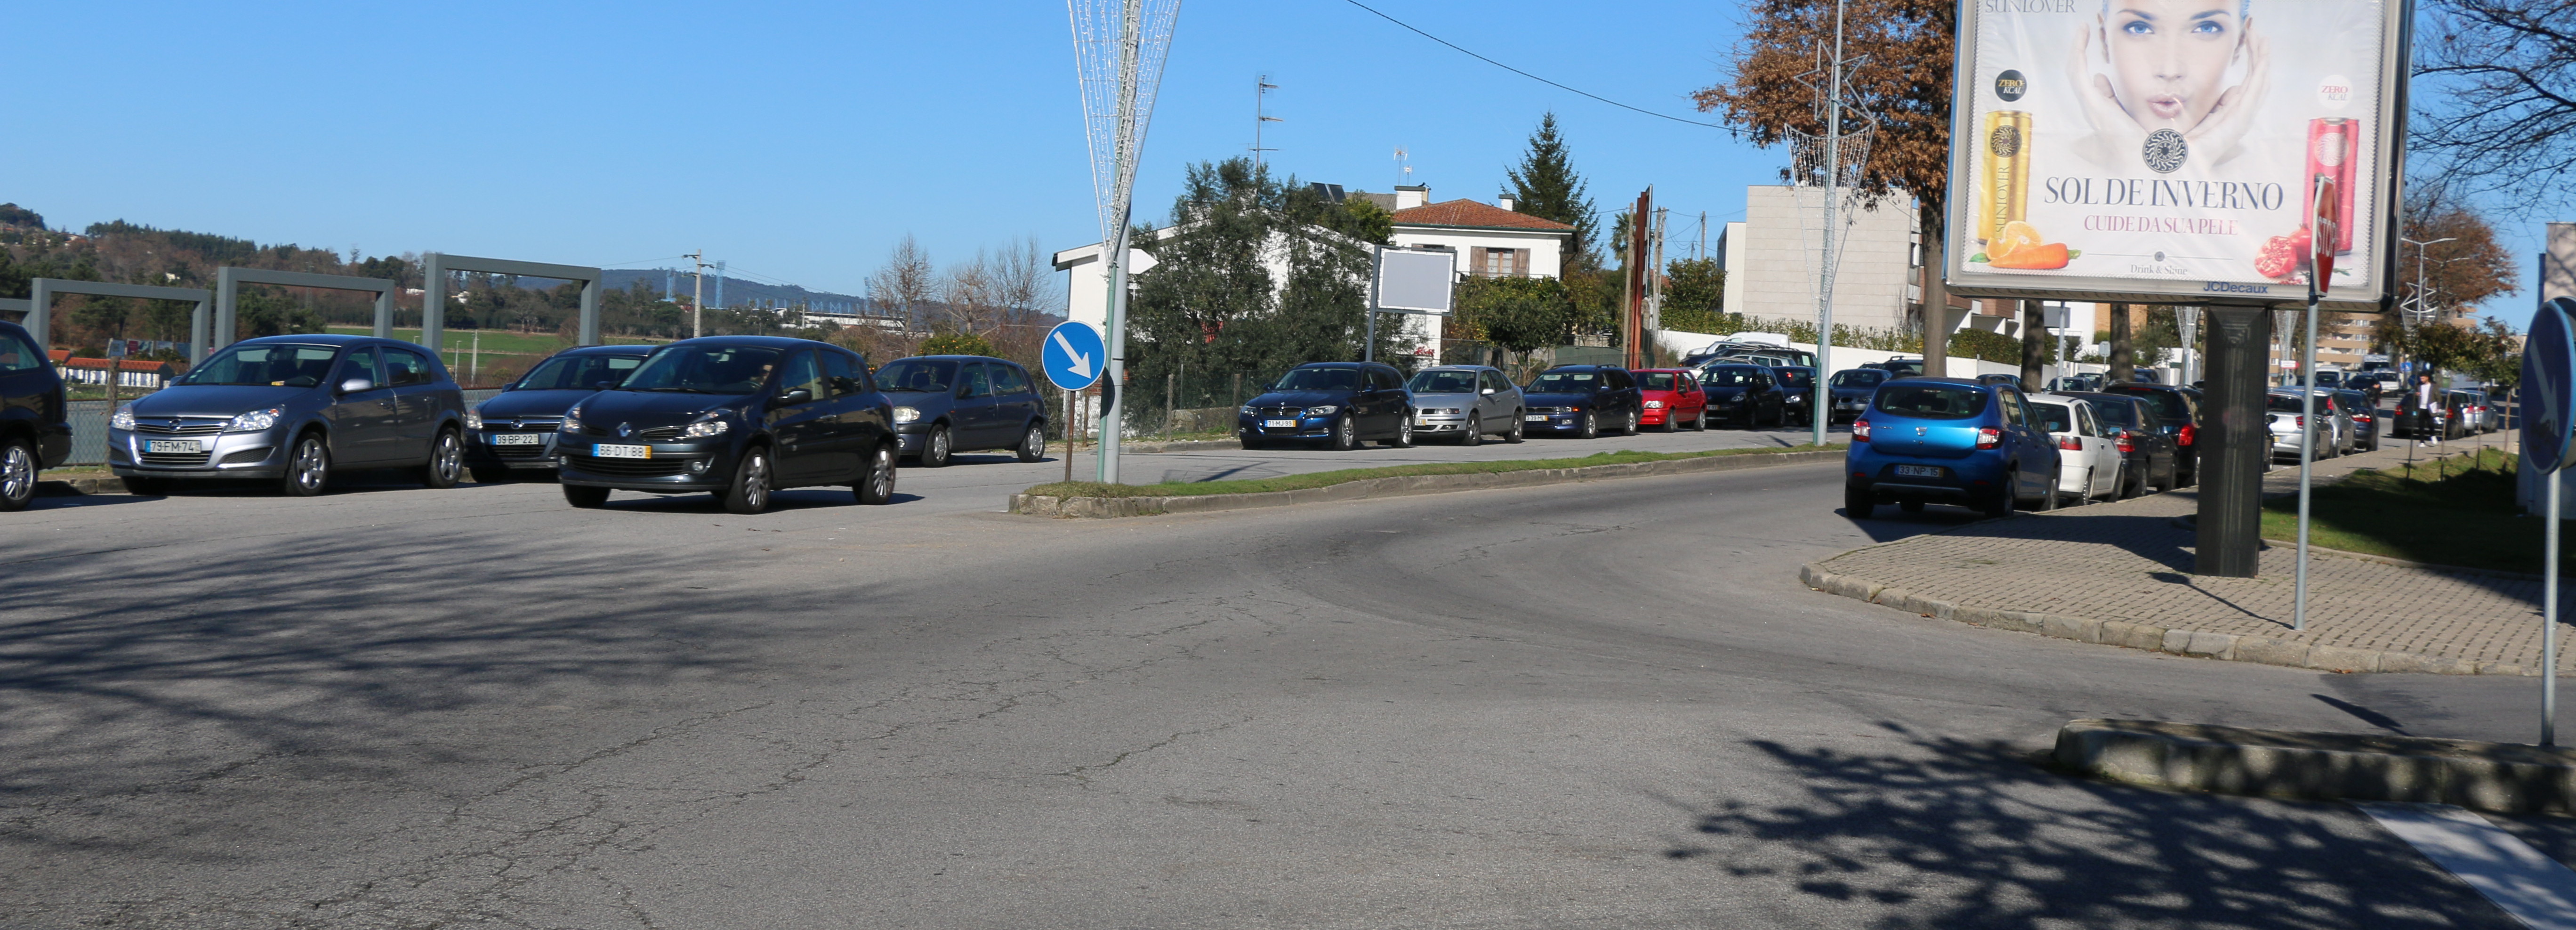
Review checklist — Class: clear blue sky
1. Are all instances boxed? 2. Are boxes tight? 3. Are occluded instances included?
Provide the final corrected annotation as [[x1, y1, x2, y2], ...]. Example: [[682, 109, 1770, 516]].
[[7, 1, 2544, 317], [7, 0, 1773, 297]]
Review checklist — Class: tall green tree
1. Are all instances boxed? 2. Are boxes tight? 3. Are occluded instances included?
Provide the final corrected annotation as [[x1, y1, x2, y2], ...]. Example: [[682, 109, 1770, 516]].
[[1503, 113, 1601, 271]]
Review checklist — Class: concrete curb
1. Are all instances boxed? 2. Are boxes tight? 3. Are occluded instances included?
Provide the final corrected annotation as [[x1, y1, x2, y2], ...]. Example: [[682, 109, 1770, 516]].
[[1058, 438, 1244, 455], [1798, 560, 2528, 676], [1011, 449, 1843, 518], [2054, 718, 2576, 814]]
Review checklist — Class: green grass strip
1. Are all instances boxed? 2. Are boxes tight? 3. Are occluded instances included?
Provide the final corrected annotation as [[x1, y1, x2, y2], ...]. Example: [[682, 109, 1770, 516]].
[[2260, 447, 2566, 574], [1023, 444, 1845, 499]]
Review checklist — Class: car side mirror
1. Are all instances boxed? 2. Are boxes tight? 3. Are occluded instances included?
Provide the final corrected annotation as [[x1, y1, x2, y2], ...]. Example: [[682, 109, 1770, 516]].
[[1481, 387, 1495, 395], [338, 377, 374, 395], [777, 388, 813, 405]]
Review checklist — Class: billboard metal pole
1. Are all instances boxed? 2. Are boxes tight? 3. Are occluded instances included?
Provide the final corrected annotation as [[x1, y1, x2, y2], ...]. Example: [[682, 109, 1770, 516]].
[[1813, 0, 1845, 449]]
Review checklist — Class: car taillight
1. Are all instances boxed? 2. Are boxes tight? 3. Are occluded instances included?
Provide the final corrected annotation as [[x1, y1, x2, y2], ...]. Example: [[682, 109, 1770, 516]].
[[2116, 430, 2136, 454], [2294, 416, 2305, 427], [2058, 436, 2082, 451], [1976, 427, 2002, 449], [2177, 424, 2196, 447], [1853, 418, 1872, 442]]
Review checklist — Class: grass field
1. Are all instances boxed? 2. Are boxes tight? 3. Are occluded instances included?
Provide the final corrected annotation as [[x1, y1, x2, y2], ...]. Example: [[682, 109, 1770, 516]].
[[1022, 445, 1846, 499], [2261, 447, 2565, 574], [325, 328, 668, 386]]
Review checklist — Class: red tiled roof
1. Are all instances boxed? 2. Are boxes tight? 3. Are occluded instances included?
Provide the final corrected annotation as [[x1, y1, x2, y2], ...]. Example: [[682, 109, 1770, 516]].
[[47, 350, 174, 372], [1388, 199, 1575, 233]]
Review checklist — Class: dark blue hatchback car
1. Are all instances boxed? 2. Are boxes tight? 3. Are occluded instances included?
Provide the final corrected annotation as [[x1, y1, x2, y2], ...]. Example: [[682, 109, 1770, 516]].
[[0, 320, 69, 512], [1845, 377, 2060, 518], [465, 344, 654, 483], [1522, 365, 1642, 438]]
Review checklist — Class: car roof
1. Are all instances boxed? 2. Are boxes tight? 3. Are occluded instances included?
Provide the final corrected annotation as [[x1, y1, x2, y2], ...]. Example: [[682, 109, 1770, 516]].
[[236, 333, 376, 346], [1415, 364, 1497, 372], [560, 343, 656, 356], [904, 354, 1021, 364], [663, 334, 835, 349]]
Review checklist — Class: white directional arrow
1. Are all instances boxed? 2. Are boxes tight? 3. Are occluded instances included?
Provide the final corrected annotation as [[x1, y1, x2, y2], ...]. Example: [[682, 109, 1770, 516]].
[[1053, 331, 1095, 380]]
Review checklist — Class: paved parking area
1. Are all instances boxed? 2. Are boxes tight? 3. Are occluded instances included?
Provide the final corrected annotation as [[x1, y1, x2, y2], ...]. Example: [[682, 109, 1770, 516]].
[[1816, 429, 2552, 671]]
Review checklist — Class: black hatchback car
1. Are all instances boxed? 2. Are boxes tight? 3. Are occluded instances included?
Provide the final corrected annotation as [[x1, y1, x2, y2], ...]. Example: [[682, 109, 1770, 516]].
[[1522, 365, 1643, 438], [2101, 382, 2202, 486], [555, 336, 897, 514], [1237, 361, 1416, 450], [2067, 391, 2179, 496], [465, 344, 654, 483], [1700, 364, 1786, 429], [877, 355, 1050, 467], [0, 320, 71, 512]]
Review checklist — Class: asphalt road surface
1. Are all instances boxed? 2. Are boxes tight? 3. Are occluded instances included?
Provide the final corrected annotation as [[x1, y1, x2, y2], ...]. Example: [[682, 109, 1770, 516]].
[[3, 440, 2562, 928]]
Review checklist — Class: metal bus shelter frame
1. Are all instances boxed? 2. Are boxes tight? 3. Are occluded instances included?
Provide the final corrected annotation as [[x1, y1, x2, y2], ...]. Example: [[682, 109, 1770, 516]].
[[213, 267, 398, 358], [418, 253, 604, 354], [18, 280, 215, 358]]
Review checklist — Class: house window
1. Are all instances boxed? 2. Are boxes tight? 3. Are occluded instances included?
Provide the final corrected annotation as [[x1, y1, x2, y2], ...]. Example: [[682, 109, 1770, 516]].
[[1474, 247, 1526, 277]]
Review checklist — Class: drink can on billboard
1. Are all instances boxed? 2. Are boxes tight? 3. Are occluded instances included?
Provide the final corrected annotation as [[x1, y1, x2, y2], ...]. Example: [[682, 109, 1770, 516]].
[[2305, 118, 2359, 255], [1978, 111, 2032, 244]]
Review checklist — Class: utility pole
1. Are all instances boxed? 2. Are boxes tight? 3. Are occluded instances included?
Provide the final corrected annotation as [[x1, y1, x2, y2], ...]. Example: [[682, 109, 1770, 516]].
[[688, 251, 706, 339], [1814, 0, 1848, 449], [1252, 75, 1281, 168]]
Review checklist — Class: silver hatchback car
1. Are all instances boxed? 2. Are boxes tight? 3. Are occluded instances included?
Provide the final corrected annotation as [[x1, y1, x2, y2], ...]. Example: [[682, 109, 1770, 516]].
[[1404, 365, 1526, 445]]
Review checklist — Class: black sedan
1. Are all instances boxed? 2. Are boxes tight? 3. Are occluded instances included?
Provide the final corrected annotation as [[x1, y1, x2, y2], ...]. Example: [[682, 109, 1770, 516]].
[[1521, 365, 1642, 438], [555, 336, 897, 514], [1237, 361, 1415, 450], [1699, 364, 1786, 429], [465, 344, 654, 483], [2067, 391, 2179, 497], [0, 319, 70, 512]]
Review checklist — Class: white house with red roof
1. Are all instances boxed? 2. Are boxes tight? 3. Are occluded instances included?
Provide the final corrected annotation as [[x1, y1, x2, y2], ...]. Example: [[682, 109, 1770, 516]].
[[1382, 185, 1577, 364]]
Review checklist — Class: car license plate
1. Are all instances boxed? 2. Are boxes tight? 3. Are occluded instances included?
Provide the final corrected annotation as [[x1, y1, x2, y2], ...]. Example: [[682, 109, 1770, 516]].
[[491, 433, 540, 446], [1264, 419, 1298, 429], [594, 444, 651, 459], [1895, 464, 1944, 478], [1525, 414, 1548, 421], [145, 439, 201, 454]]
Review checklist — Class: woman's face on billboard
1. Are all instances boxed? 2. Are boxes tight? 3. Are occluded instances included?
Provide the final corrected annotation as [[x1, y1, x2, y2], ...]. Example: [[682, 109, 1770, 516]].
[[2104, 0, 2242, 132]]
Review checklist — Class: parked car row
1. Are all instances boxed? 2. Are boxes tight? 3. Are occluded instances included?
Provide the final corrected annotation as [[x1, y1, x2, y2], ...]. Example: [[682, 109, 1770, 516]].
[[1233, 358, 1826, 450], [1843, 374, 2206, 519]]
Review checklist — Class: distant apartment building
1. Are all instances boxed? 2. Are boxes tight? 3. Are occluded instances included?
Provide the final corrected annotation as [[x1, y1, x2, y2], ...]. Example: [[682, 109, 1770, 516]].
[[1716, 186, 1922, 335]]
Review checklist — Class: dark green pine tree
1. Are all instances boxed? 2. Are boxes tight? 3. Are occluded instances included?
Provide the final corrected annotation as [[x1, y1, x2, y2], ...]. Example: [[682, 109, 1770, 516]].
[[1503, 113, 1600, 271]]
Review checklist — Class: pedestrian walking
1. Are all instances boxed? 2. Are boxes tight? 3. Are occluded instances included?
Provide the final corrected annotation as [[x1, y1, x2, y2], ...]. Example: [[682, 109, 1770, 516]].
[[2415, 373, 2443, 447]]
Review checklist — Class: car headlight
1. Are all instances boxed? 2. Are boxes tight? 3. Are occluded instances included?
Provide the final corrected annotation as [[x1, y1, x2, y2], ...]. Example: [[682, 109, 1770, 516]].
[[681, 415, 730, 438], [111, 404, 136, 430], [1303, 405, 1339, 416], [1240, 405, 1257, 415], [224, 406, 282, 433], [562, 408, 584, 435], [894, 406, 921, 424], [1644, 400, 1664, 408], [465, 409, 483, 430], [1731, 392, 1748, 402]]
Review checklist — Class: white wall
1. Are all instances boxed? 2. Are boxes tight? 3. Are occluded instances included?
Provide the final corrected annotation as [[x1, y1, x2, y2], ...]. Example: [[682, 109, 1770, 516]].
[[1651, 327, 2177, 384], [1730, 186, 1921, 333], [1389, 226, 1566, 280]]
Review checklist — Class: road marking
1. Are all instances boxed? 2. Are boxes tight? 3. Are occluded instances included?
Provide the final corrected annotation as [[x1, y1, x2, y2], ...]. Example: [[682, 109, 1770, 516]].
[[2359, 801, 2576, 929]]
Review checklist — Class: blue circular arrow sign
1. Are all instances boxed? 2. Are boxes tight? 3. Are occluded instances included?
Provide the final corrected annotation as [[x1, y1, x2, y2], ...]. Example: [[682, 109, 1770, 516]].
[[2524, 297, 2576, 473], [1041, 321, 1106, 391]]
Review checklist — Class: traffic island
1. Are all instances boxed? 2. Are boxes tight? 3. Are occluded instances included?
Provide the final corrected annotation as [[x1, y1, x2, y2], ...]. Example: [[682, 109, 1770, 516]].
[[1012, 446, 1843, 518], [2054, 718, 2576, 815]]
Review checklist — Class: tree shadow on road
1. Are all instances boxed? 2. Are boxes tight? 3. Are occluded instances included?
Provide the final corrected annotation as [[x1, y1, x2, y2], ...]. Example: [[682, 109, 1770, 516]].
[[1650, 725, 2517, 929]]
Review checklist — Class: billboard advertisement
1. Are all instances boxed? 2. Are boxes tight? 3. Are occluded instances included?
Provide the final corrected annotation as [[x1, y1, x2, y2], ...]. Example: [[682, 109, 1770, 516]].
[[1944, 0, 2407, 309]]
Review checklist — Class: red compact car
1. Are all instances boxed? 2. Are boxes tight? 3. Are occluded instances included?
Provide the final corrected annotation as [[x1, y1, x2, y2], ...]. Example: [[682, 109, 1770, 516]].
[[1634, 369, 1708, 431]]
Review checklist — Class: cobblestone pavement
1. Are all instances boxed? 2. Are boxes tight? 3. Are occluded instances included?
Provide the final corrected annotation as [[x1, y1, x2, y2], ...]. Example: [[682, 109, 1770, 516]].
[[1814, 429, 2555, 673]]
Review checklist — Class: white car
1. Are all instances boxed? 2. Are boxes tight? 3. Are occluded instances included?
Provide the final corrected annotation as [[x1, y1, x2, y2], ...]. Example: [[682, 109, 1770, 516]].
[[2029, 392, 2124, 504]]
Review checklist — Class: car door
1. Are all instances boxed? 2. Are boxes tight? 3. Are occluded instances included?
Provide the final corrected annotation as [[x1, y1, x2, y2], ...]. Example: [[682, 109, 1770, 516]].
[[816, 351, 870, 481], [1993, 388, 2045, 499], [765, 350, 834, 485], [325, 348, 400, 465], [950, 362, 1000, 449], [990, 363, 1041, 446], [381, 347, 440, 461], [1479, 370, 1514, 424], [2075, 403, 2115, 497]]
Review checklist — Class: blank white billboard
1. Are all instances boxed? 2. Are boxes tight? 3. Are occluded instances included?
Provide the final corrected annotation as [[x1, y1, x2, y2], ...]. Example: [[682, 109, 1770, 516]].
[[1373, 247, 1455, 315]]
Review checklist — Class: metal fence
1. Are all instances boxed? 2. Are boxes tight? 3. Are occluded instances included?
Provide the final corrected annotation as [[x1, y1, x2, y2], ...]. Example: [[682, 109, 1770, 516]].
[[59, 388, 507, 467]]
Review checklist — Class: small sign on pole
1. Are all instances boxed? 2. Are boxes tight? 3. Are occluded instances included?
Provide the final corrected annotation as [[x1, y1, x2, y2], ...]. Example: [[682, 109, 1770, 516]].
[[1041, 321, 1107, 392], [1365, 246, 1456, 362], [2525, 298, 2576, 745]]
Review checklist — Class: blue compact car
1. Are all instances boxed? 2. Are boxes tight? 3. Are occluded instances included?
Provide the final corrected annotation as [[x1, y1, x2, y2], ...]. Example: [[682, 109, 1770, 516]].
[[1521, 365, 1642, 438], [1844, 377, 2061, 519]]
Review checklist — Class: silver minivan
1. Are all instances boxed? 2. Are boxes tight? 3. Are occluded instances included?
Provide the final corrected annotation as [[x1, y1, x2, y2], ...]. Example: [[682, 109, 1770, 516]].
[[1404, 365, 1526, 445]]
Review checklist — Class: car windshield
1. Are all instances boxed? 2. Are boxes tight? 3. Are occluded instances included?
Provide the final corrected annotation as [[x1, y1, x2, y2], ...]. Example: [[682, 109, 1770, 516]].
[[876, 358, 960, 393], [2265, 395, 2308, 413], [1640, 372, 1683, 391], [1774, 369, 1812, 388], [1873, 383, 1988, 420], [2107, 386, 2190, 421], [1831, 369, 1888, 388], [1407, 370, 1479, 394], [1528, 371, 1599, 392], [1276, 367, 1360, 391], [2029, 401, 2077, 433], [618, 344, 784, 394], [518, 352, 644, 391], [2085, 398, 2141, 426], [178, 343, 340, 387], [1701, 367, 1762, 387]]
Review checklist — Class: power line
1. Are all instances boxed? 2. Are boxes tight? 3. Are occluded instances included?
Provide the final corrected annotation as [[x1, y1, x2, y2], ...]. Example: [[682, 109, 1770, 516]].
[[1340, 0, 1731, 132]]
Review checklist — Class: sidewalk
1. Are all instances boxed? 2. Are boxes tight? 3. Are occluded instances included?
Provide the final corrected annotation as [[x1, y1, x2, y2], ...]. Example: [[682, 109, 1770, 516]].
[[1804, 430, 2554, 675]]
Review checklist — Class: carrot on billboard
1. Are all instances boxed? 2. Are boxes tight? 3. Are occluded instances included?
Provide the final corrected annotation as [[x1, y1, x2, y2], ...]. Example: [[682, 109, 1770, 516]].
[[1943, 0, 2407, 308]]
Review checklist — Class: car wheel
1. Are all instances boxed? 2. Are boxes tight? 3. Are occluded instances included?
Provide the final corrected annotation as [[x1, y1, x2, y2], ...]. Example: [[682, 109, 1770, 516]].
[[1386, 412, 1414, 448], [1331, 414, 1358, 451], [724, 445, 773, 514], [0, 437, 35, 512], [1577, 411, 1598, 440], [2177, 460, 2197, 487], [1623, 409, 1640, 436], [1845, 483, 1874, 518], [854, 443, 897, 505], [1015, 422, 1046, 463], [1505, 413, 1525, 443], [1900, 498, 1926, 514], [563, 485, 611, 508], [921, 424, 954, 468], [470, 465, 514, 484], [121, 476, 170, 496], [2039, 465, 2061, 511], [1460, 414, 1481, 446], [420, 428, 464, 489], [1658, 412, 1677, 433], [282, 433, 330, 497], [1692, 408, 1709, 430], [1983, 472, 2018, 518]]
